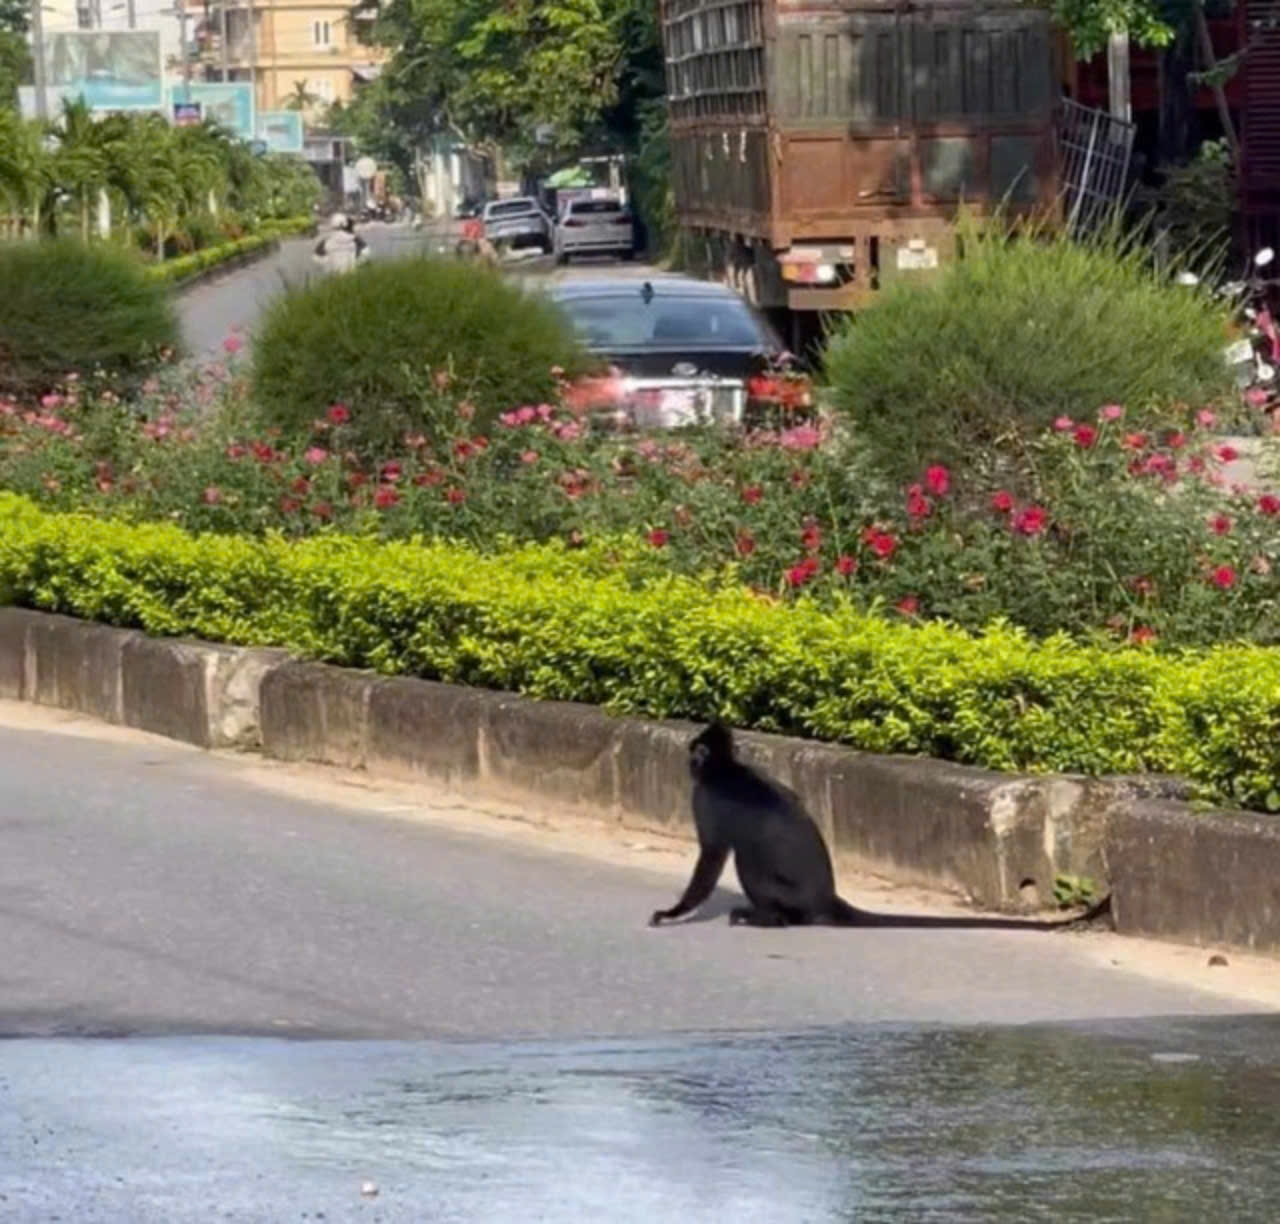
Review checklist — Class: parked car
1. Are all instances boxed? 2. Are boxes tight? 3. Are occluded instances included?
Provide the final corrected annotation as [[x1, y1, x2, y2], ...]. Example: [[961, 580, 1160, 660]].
[[554, 196, 636, 264], [482, 197, 553, 254], [543, 276, 807, 429]]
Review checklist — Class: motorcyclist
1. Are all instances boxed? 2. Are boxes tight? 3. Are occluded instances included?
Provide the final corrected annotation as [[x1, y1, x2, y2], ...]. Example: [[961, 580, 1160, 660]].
[[312, 212, 369, 274]]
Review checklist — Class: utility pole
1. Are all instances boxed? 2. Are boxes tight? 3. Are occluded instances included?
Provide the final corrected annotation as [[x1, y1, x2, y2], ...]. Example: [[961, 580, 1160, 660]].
[[30, 0, 49, 119], [220, 0, 229, 81], [176, 0, 192, 101], [1107, 31, 1131, 125], [126, 0, 135, 28]]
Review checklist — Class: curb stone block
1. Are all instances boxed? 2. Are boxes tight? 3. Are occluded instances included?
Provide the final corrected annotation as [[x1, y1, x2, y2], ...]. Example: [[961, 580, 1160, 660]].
[[260, 661, 379, 769], [121, 636, 216, 748], [25, 612, 138, 724], [366, 677, 491, 786], [118, 638, 287, 750], [482, 696, 621, 813], [0, 607, 34, 700], [613, 719, 698, 833], [1106, 800, 1280, 952]]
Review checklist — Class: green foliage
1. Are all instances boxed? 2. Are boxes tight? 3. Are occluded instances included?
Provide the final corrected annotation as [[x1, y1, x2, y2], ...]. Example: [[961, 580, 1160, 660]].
[[143, 217, 315, 286], [362, 0, 646, 168], [823, 212, 1237, 486], [0, 102, 320, 247], [1139, 139, 1238, 265], [5, 370, 1277, 648], [1, 490, 1278, 810], [1053, 874, 1100, 909], [250, 254, 591, 454], [1050, 0, 1174, 58], [0, 240, 179, 397]]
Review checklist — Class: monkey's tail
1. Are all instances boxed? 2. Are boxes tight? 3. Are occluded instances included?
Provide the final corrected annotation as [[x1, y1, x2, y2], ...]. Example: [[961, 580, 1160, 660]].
[[824, 894, 1114, 931]]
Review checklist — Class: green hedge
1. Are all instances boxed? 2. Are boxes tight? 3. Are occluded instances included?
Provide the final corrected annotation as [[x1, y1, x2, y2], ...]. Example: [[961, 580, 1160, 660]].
[[145, 217, 315, 287], [1, 492, 1277, 810]]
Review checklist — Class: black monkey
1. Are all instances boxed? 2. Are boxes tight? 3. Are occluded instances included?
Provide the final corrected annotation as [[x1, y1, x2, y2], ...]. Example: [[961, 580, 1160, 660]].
[[649, 722, 1112, 931]]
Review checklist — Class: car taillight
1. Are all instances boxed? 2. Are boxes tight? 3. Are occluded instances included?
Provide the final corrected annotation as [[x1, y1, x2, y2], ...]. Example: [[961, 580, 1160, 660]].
[[747, 375, 783, 400], [618, 212, 633, 224]]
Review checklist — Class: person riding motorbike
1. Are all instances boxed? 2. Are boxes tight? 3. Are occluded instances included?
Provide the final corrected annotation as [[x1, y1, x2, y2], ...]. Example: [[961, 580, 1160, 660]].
[[312, 212, 369, 274]]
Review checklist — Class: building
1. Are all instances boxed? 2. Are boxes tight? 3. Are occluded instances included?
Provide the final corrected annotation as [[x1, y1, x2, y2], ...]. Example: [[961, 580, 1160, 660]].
[[198, 0, 386, 118]]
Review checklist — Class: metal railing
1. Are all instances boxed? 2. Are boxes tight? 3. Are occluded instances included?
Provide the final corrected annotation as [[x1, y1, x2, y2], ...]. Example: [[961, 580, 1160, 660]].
[[1058, 98, 1136, 236]]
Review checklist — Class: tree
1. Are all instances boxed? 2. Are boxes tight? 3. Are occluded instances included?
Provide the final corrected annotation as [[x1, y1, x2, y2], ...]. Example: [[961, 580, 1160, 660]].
[[0, 107, 51, 236], [0, 0, 31, 109], [285, 79, 321, 112], [361, 0, 627, 167]]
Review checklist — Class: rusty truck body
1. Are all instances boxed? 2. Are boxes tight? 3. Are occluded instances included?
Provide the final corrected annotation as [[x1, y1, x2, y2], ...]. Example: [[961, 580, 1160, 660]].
[[658, 0, 1061, 313]]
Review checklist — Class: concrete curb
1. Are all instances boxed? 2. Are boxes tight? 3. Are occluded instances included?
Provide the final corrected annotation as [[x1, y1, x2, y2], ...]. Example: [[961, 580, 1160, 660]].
[[2, 606, 1276, 953]]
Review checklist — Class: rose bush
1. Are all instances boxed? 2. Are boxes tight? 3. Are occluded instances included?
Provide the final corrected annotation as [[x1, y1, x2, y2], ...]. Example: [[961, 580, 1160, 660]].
[[1, 354, 1277, 646]]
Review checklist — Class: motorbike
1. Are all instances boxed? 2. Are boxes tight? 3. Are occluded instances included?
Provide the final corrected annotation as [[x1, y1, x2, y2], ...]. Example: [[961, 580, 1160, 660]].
[[1218, 248, 1280, 421]]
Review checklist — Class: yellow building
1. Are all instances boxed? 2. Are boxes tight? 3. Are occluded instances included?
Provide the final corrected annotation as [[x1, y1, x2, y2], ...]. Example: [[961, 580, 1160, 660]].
[[203, 0, 386, 117]]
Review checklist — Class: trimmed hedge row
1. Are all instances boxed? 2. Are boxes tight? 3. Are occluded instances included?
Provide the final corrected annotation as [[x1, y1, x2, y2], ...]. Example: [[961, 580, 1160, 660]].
[[145, 217, 315, 286], [1, 492, 1277, 810]]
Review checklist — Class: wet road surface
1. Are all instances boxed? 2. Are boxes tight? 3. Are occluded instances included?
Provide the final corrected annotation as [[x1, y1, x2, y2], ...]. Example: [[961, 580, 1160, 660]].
[[0, 715, 1260, 1041], [4, 1018, 1280, 1221]]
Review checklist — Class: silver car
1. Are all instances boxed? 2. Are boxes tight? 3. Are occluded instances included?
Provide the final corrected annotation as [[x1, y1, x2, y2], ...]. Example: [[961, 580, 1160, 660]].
[[482, 197, 553, 253], [554, 197, 636, 265]]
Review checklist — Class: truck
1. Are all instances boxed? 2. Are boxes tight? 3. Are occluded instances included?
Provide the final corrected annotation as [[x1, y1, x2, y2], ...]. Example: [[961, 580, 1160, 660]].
[[657, 0, 1061, 327]]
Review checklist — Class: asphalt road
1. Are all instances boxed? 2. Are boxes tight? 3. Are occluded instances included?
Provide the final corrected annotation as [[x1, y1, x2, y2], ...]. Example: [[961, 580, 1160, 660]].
[[175, 225, 447, 359], [175, 222, 663, 360], [0, 713, 1262, 1042], [4, 712, 1280, 1220]]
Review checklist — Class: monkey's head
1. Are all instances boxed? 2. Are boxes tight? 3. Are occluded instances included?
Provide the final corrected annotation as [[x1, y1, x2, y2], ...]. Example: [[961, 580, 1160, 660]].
[[689, 721, 734, 779]]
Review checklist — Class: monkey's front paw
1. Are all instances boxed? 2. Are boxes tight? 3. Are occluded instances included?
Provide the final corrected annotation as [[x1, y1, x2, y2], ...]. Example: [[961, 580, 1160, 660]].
[[728, 907, 751, 926], [649, 910, 668, 927]]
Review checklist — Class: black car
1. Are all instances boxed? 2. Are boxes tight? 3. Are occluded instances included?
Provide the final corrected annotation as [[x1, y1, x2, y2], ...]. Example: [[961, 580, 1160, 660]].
[[544, 276, 801, 429]]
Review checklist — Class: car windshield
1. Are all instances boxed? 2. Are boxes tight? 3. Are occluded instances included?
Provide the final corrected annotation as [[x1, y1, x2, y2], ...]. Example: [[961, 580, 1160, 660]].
[[555, 292, 769, 349], [487, 201, 536, 218]]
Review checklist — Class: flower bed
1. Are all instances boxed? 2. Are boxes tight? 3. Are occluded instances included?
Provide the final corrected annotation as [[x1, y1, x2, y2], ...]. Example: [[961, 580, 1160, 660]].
[[145, 217, 315, 287], [1, 362, 1277, 647], [1, 490, 1277, 811]]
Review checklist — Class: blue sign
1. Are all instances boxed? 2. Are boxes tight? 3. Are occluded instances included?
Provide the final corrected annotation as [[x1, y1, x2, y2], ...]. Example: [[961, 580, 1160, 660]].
[[166, 82, 255, 140], [43, 30, 164, 112], [256, 110, 305, 154]]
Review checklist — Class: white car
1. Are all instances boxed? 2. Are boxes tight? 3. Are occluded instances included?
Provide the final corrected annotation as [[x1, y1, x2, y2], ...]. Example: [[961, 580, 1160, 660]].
[[554, 197, 636, 265]]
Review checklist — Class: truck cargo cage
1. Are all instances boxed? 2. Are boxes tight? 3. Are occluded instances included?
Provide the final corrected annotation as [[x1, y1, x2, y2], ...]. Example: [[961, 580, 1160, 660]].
[[1058, 98, 1136, 237]]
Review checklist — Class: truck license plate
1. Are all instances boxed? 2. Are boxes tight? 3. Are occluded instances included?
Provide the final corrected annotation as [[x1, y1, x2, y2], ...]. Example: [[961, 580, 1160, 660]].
[[897, 246, 939, 271]]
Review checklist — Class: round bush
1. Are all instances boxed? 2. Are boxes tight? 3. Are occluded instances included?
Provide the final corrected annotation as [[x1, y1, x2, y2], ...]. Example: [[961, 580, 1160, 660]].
[[250, 254, 592, 455], [823, 213, 1237, 484], [0, 239, 180, 399]]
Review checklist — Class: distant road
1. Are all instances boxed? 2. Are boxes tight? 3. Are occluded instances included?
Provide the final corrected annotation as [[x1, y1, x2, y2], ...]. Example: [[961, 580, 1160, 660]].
[[175, 224, 446, 358], [176, 223, 665, 360]]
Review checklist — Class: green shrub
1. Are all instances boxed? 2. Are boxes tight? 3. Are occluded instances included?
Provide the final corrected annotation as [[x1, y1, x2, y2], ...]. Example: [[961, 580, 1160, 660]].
[[823, 211, 1238, 485], [0, 240, 180, 398], [250, 254, 592, 456], [144, 217, 316, 286], [1, 491, 1278, 810]]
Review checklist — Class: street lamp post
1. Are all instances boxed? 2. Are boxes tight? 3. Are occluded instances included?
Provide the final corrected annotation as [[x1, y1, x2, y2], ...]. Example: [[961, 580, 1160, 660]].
[[30, 0, 49, 119]]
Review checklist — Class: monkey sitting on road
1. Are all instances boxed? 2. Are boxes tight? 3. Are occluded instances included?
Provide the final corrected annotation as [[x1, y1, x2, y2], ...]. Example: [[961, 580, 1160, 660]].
[[649, 721, 1113, 931]]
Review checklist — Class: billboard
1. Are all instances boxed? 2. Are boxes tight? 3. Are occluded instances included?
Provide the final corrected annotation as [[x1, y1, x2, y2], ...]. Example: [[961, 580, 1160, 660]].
[[42, 30, 164, 112], [256, 110, 304, 154], [166, 82, 255, 140], [173, 101, 202, 126]]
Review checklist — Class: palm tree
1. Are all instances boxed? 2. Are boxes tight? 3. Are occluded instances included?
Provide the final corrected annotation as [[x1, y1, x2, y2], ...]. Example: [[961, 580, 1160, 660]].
[[0, 108, 52, 237], [50, 98, 117, 241], [114, 113, 183, 258], [284, 79, 321, 112]]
